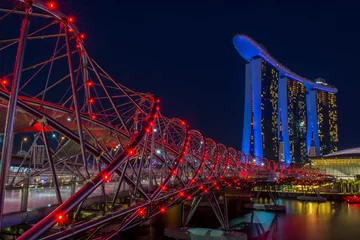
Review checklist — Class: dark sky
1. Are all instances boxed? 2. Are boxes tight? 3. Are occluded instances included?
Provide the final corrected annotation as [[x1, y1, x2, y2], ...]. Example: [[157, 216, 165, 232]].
[[66, 0, 359, 150]]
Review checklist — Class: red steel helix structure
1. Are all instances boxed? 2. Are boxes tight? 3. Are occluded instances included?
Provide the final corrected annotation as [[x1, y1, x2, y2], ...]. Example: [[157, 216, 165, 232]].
[[0, 1, 326, 239]]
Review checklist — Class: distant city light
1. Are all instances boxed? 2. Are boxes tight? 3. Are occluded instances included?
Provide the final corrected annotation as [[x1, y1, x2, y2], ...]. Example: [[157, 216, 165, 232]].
[[156, 149, 161, 154], [67, 117, 72, 122], [52, 133, 56, 138], [153, 128, 157, 132]]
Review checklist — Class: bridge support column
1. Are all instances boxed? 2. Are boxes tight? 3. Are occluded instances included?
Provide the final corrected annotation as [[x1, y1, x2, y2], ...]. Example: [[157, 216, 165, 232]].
[[278, 76, 291, 164], [0, 5, 31, 229], [184, 195, 203, 226], [206, 194, 226, 230], [180, 202, 185, 228], [306, 87, 320, 156], [223, 191, 229, 231]]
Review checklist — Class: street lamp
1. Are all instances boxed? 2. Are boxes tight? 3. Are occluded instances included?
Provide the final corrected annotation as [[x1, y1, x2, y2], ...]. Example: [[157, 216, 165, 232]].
[[20, 137, 28, 155]]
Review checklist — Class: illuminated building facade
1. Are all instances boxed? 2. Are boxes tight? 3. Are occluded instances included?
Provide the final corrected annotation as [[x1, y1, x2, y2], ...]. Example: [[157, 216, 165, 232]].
[[287, 79, 307, 163], [311, 148, 360, 180], [234, 35, 338, 163], [315, 78, 339, 155]]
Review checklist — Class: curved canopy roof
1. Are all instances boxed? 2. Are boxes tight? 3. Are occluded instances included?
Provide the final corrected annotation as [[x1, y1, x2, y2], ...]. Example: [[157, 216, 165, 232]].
[[233, 34, 337, 93], [323, 148, 360, 158]]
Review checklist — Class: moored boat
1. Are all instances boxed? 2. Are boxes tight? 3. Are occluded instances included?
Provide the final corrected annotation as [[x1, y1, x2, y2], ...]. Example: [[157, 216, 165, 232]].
[[344, 195, 360, 203]]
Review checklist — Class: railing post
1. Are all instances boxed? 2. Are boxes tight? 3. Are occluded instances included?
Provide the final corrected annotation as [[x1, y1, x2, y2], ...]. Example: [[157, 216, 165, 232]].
[[71, 176, 76, 196], [20, 177, 29, 212]]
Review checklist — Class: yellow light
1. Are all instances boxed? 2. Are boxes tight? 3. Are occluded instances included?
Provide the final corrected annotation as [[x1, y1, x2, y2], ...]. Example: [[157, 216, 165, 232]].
[[61, 136, 65, 140], [23, 137, 28, 142]]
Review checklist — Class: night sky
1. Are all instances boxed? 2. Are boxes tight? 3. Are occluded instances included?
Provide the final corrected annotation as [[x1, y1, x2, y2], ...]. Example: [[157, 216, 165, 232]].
[[63, 1, 359, 150]]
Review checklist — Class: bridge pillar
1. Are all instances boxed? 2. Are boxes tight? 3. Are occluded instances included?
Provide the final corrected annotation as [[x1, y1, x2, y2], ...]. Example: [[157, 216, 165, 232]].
[[278, 76, 291, 164], [305, 87, 320, 156]]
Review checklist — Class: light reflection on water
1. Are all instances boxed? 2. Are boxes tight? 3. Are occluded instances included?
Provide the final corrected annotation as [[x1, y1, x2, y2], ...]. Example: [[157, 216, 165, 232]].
[[120, 198, 360, 240]]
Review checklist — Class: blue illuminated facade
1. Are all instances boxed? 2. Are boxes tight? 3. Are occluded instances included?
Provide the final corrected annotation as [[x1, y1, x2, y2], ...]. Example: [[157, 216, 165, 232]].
[[234, 35, 338, 163]]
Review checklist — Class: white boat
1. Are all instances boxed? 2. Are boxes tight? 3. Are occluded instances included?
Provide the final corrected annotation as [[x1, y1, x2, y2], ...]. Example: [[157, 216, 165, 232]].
[[297, 195, 326, 202], [244, 203, 286, 212]]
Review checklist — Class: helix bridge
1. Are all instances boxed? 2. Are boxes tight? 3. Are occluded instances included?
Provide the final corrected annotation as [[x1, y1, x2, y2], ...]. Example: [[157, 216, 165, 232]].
[[0, 1, 327, 239]]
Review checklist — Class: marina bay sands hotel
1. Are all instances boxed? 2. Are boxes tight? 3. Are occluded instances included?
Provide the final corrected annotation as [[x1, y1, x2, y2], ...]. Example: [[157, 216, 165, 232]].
[[233, 35, 338, 164]]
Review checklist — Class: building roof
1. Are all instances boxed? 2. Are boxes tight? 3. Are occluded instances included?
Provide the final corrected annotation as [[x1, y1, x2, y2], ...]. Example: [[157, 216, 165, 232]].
[[323, 148, 360, 158], [233, 34, 338, 93]]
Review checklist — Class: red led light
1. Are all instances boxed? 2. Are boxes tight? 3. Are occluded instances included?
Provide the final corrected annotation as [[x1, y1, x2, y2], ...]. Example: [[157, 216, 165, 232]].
[[91, 115, 96, 119], [89, 98, 94, 104], [68, 17, 74, 23], [172, 170, 177, 175], [179, 192, 185, 197], [161, 185, 166, 191], [1, 79, 7, 85], [47, 2, 56, 10], [86, 81, 93, 87], [128, 149, 134, 155], [56, 213, 65, 222], [138, 208, 145, 215], [160, 207, 166, 213], [156, 99, 160, 103], [80, 34, 85, 39], [199, 185, 204, 190], [187, 195, 192, 200], [146, 128, 150, 133], [180, 121, 186, 126], [204, 189, 208, 193], [103, 174, 110, 182], [191, 179, 195, 183], [156, 106, 160, 111]]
